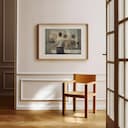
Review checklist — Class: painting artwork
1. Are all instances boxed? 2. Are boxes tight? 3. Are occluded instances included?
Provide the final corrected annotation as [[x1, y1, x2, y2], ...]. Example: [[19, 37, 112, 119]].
[[38, 24, 88, 60]]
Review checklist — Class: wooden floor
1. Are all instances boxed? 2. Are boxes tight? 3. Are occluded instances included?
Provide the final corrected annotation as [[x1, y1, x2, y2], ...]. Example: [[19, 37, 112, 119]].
[[0, 110, 106, 128]]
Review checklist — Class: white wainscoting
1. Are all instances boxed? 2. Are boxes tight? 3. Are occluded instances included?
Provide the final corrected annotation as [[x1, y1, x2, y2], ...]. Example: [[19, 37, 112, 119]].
[[16, 73, 106, 110]]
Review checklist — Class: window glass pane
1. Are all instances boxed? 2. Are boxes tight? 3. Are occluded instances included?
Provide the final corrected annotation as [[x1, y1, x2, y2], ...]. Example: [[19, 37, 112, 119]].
[[119, 62, 124, 96], [109, 0, 114, 31], [109, 92, 114, 120], [118, 97, 124, 128], [107, 36, 109, 61], [108, 64, 114, 90], [125, 62, 128, 99], [119, 23, 124, 58], [125, 101, 128, 128], [109, 34, 114, 61], [119, 0, 124, 21], [107, 64, 110, 88], [107, 64, 110, 89], [107, 90, 110, 115], [125, 0, 128, 18], [125, 21, 128, 58], [107, 5, 110, 32]]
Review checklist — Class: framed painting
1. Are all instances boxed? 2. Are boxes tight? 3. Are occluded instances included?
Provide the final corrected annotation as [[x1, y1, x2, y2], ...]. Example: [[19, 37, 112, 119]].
[[37, 24, 88, 60]]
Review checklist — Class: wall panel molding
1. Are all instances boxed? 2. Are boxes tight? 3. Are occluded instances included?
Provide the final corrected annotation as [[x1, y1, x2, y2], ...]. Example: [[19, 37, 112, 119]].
[[17, 73, 106, 81], [0, 0, 16, 98], [19, 78, 66, 102], [16, 73, 106, 110], [2, 71, 14, 90], [2, 0, 6, 62], [2, 0, 15, 63]]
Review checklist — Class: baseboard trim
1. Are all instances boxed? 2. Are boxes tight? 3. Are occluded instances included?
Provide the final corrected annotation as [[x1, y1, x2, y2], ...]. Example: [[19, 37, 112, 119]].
[[16, 100, 106, 110]]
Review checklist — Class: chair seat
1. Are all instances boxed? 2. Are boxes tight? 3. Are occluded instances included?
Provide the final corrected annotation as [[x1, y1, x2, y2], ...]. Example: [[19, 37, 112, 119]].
[[64, 91, 96, 98]]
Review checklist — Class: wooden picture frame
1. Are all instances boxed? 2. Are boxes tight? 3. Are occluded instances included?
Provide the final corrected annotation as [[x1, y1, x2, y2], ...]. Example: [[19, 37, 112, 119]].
[[37, 24, 88, 60]]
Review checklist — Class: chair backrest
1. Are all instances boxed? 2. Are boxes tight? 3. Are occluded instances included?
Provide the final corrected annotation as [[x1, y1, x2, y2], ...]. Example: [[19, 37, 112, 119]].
[[73, 74, 96, 83]]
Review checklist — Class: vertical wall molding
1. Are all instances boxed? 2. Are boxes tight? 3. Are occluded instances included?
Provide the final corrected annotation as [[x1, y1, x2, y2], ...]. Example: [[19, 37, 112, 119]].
[[0, 0, 16, 97], [2, 0, 6, 62], [2, 0, 15, 63]]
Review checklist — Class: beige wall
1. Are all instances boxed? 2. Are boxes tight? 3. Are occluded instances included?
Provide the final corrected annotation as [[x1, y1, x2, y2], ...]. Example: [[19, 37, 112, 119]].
[[16, 0, 106, 110]]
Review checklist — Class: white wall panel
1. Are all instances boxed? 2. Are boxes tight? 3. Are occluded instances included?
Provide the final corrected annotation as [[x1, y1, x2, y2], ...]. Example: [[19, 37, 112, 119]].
[[16, 74, 106, 110], [20, 79, 63, 101], [17, 0, 106, 74]]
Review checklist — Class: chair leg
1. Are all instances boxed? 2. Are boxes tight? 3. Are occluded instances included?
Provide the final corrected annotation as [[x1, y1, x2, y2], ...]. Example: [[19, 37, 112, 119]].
[[73, 97, 76, 112], [62, 95, 66, 115], [73, 82, 76, 112], [84, 85, 88, 118], [62, 83, 66, 115], [93, 83, 96, 113], [93, 96, 96, 113], [85, 98, 87, 118]]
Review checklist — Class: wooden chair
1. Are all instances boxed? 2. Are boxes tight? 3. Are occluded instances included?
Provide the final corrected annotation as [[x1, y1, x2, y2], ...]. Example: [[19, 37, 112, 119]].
[[62, 74, 96, 118]]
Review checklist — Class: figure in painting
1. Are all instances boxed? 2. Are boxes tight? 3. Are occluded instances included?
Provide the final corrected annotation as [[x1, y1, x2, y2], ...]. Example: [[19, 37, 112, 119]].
[[46, 29, 81, 54]]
